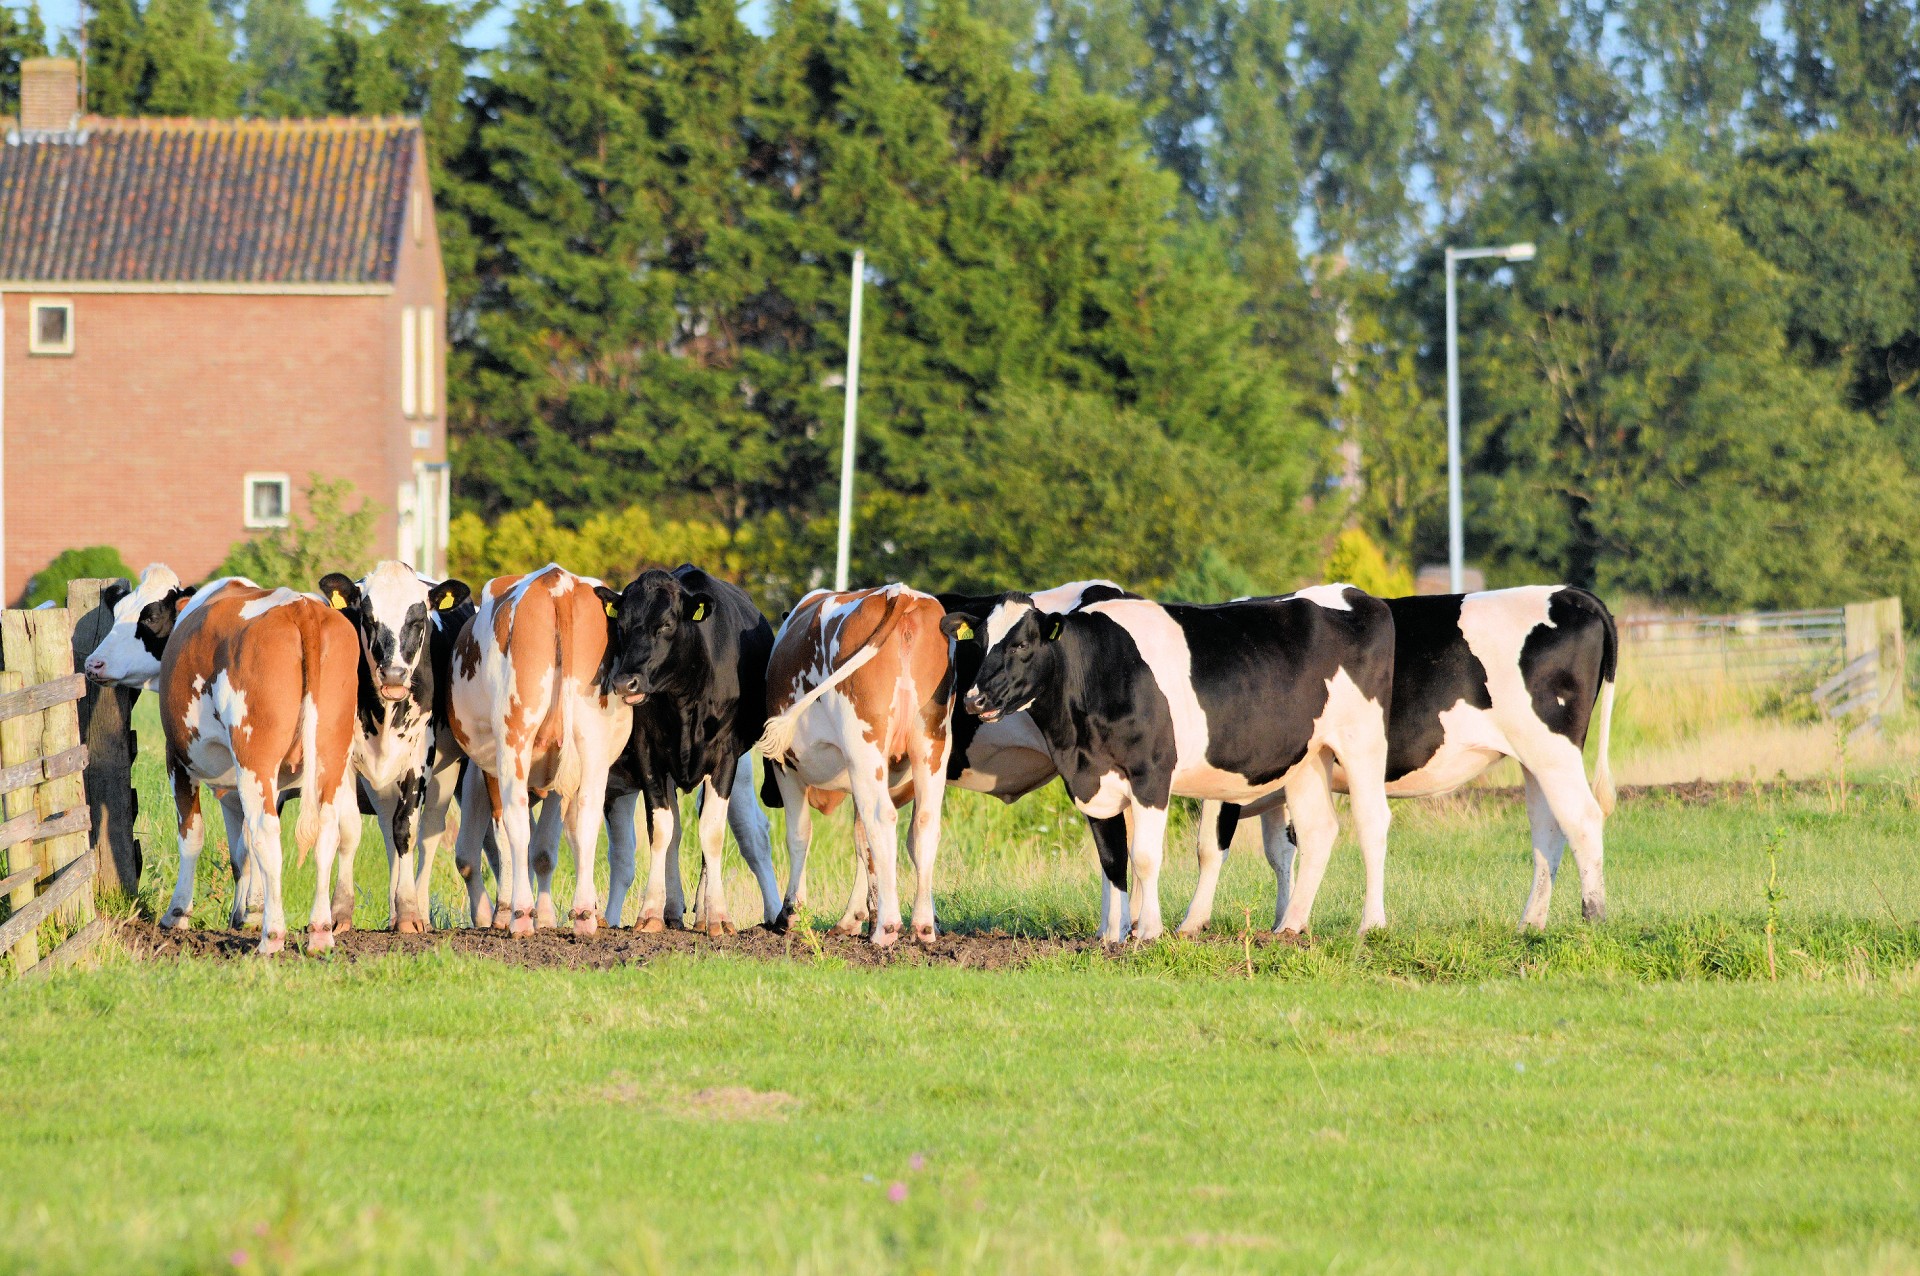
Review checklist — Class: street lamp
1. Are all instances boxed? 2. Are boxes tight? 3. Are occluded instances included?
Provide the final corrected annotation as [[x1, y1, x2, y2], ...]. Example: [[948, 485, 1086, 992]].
[[1444, 241, 1534, 594]]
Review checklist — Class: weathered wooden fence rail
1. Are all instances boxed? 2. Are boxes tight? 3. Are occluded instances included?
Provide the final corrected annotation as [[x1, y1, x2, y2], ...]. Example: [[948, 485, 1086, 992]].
[[1619, 596, 1905, 737], [0, 607, 96, 978]]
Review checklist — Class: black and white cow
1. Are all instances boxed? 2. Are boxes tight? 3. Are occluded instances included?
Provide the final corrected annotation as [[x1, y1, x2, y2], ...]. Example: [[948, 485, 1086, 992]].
[[316, 562, 471, 932], [1193, 586, 1617, 932], [594, 565, 782, 935], [942, 585, 1396, 941]]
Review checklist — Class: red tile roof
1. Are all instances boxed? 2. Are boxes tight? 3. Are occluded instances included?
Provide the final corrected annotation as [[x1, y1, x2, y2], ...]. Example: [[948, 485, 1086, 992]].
[[0, 116, 420, 284]]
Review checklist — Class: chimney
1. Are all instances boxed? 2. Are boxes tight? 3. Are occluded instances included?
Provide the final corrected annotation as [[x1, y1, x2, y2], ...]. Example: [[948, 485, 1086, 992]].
[[18, 59, 80, 134]]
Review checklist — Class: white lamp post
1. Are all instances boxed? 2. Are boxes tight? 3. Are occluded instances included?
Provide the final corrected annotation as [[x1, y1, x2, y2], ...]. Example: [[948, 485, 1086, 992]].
[[1444, 241, 1534, 594], [833, 250, 866, 593]]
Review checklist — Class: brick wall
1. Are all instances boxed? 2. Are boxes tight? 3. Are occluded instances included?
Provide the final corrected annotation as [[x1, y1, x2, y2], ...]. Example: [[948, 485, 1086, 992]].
[[2, 283, 443, 598]]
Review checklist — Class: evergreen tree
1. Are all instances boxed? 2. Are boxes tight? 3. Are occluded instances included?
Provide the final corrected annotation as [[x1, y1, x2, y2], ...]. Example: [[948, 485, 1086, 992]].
[[141, 0, 238, 114], [81, 0, 148, 115], [1, 2, 47, 117], [239, 0, 327, 115], [1443, 146, 1920, 609]]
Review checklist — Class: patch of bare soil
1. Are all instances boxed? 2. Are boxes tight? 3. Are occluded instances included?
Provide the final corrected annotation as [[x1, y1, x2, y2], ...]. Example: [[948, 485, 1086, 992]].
[[115, 918, 1106, 971], [1459, 778, 1857, 807]]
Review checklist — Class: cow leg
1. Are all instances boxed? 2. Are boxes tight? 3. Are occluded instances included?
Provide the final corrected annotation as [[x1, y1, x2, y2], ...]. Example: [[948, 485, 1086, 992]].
[[663, 800, 688, 929], [1277, 752, 1337, 935], [161, 759, 205, 930], [693, 775, 735, 937], [323, 783, 365, 945], [213, 788, 260, 930], [905, 749, 946, 946], [770, 764, 813, 932], [1331, 731, 1392, 934], [530, 794, 567, 930], [1519, 767, 1568, 929], [563, 775, 610, 937], [234, 766, 288, 955], [1126, 801, 1170, 942], [385, 769, 430, 933], [302, 781, 347, 954], [409, 759, 461, 932], [452, 766, 495, 927], [633, 794, 678, 932], [1087, 814, 1129, 943], [853, 774, 902, 948], [834, 818, 874, 937], [1178, 800, 1235, 936], [1261, 810, 1298, 931], [604, 790, 640, 929], [723, 756, 782, 926], [494, 773, 536, 937], [1527, 744, 1607, 922]]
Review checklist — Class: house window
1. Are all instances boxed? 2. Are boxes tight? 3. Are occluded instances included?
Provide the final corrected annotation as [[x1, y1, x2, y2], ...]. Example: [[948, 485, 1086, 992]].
[[417, 306, 436, 418], [401, 305, 419, 418], [244, 473, 291, 529], [28, 299, 73, 355]]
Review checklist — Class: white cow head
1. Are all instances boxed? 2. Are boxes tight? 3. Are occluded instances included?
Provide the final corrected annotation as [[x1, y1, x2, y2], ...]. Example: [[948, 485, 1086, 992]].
[[84, 564, 195, 689], [318, 561, 470, 703]]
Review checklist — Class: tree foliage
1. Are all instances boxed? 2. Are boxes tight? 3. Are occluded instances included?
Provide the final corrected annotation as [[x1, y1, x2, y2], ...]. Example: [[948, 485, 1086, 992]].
[[216, 476, 380, 590]]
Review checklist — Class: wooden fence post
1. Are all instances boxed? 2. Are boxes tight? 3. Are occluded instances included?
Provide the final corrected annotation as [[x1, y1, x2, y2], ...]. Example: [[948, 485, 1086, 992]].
[[1, 610, 93, 942], [67, 579, 142, 898], [1843, 597, 1905, 723], [0, 667, 35, 971]]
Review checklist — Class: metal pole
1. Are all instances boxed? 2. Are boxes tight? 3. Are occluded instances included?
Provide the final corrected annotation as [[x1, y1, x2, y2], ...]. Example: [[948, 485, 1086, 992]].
[[833, 250, 865, 592], [1444, 247, 1463, 595]]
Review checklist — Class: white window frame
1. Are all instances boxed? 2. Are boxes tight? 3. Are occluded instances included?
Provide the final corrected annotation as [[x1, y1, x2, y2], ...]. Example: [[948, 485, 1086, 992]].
[[27, 298, 73, 355], [243, 472, 292, 529], [417, 305, 437, 419], [401, 305, 419, 418]]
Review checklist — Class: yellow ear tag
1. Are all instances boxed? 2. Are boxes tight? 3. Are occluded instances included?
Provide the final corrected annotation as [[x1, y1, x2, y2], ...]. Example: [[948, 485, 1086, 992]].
[[692, 602, 707, 621], [1047, 617, 1063, 640], [438, 592, 455, 611], [604, 601, 618, 618], [330, 591, 348, 609], [955, 622, 974, 641]]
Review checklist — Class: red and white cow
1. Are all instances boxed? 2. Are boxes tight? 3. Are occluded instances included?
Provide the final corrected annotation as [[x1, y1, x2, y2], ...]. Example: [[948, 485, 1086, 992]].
[[448, 565, 632, 936], [84, 570, 362, 954], [757, 585, 956, 947]]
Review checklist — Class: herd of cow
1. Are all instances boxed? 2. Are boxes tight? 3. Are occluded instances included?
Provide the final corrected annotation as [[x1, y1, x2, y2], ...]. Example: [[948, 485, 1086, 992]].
[[80, 559, 1619, 955]]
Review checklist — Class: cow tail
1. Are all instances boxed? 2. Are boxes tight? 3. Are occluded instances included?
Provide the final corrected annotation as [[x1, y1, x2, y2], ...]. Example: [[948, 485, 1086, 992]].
[[756, 591, 906, 761], [294, 641, 325, 864], [1591, 596, 1618, 817]]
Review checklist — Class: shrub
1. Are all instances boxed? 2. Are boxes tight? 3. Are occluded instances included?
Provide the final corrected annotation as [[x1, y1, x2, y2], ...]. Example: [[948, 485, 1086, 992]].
[[1324, 527, 1414, 597], [216, 476, 378, 590], [24, 546, 134, 608]]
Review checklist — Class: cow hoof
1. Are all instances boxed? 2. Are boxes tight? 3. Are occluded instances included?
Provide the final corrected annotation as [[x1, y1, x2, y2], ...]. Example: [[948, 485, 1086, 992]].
[[490, 907, 512, 931], [871, 923, 901, 950], [396, 917, 428, 935], [830, 921, 862, 938], [256, 932, 287, 956], [161, 909, 191, 930], [704, 920, 735, 938], [637, 916, 667, 934], [242, 914, 264, 933], [535, 907, 558, 930], [913, 924, 937, 947], [769, 906, 793, 934], [572, 910, 598, 938], [306, 925, 334, 954], [509, 910, 535, 938], [1276, 927, 1310, 947], [1583, 898, 1606, 923], [333, 914, 354, 934], [1175, 922, 1206, 938]]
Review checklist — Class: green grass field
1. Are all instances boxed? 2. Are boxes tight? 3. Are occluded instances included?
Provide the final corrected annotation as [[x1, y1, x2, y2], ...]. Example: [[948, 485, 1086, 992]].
[[2, 705, 1918, 1273]]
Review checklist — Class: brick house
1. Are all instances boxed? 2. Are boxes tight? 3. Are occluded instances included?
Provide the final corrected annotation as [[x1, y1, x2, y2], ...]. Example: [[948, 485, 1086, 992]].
[[0, 58, 449, 602]]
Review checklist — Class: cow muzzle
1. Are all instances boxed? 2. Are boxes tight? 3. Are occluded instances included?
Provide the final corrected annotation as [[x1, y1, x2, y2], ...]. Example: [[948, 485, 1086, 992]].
[[612, 675, 647, 705], [964, 690, 999, 722]]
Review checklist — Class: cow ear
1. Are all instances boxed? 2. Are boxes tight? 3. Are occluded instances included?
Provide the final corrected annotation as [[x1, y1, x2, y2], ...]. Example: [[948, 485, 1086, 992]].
[[939, 612, 978, 642], [167, 587, 195, 615], [318, 573, 359, 611], [101, 579, 132, 609], [1045, 616, 1064, 641], [593, 584, 622, 619], [685, 591, 716, 623], [429, 579, 471, 613]]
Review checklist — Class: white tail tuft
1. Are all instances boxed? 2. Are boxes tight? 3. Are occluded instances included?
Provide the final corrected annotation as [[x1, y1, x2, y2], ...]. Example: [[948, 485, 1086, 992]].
[[756, 644, 883, 760], [1591, 679, 1616, 816]]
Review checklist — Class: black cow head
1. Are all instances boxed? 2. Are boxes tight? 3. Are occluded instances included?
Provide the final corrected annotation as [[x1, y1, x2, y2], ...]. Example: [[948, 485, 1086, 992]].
[[943, 593, 1064, 723], [319, 562, 470, 703], [594, 568, 716, 705]]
